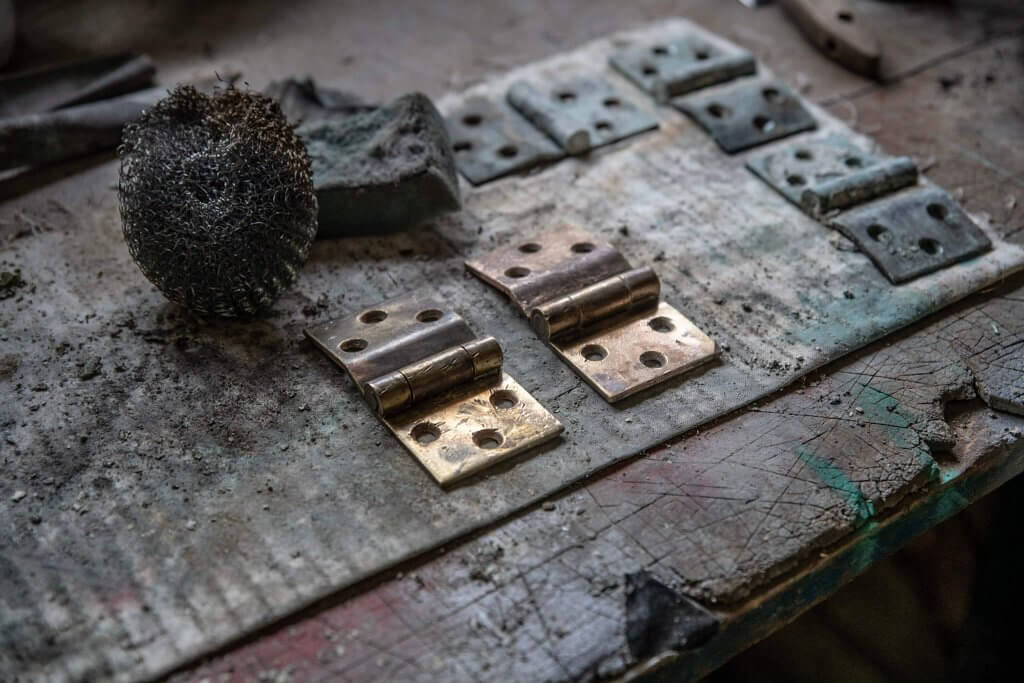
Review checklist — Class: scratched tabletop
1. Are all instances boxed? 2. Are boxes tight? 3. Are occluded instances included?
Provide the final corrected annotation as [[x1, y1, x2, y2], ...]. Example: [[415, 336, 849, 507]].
[[2, 2, 1023, 682]]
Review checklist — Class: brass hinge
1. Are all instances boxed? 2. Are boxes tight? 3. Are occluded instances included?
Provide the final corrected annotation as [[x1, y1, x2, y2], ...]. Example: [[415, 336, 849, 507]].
[[466, 228, 718, 402], [305, 292, 563, 486]]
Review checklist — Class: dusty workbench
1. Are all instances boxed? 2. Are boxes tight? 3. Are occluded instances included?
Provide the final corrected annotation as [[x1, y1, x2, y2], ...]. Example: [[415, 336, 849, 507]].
[[2, 2, 1023, 682]]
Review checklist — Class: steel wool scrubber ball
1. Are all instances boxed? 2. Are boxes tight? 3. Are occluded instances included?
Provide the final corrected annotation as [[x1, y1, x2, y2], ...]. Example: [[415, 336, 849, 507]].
[[118, 86, 318, 317]]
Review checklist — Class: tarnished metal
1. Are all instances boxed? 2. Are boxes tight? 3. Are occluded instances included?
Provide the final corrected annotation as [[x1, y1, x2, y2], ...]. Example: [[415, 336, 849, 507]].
[[444, 95, 563, 185], [466, 228, 717, 402], [672, 78, 816, 153], [306, 292, 563, 485], [747, 134, 918, 216], [779, 0, 881, 78], [506, 77, 658, 153], [610, 31, 755, 103], [830, 186, 993, 284]]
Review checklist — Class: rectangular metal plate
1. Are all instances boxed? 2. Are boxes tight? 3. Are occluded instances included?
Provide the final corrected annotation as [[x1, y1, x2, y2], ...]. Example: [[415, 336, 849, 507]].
[[552, 301, 718, 402], [672, 78, 817, 153], [610, 32, 755, 102], [830, 186, 993, 284], [746, 134, 918, 216], [445, 96, 563, 185], [305, 292, 475, 388], [386, 371, 563, 486], [465, 226, 632, 313], [305, 293, 564, 485], [506, 77, 658, 152], [466, 228, 718, 402]]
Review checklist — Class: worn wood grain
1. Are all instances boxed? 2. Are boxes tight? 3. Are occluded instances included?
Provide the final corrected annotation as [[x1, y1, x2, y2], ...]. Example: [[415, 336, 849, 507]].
[[2, 3, 1023, 682], [177, 280, 1024, 683]]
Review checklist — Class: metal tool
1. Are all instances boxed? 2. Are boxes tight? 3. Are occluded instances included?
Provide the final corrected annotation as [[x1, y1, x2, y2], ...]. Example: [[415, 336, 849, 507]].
[[305, 293, 563, 485], [466, 228, 718, 402]]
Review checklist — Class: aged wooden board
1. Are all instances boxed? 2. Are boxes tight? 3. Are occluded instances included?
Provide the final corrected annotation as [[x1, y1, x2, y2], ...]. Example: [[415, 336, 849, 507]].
[[2, 8, 1023, 683], [178, 281, 1024, 683]]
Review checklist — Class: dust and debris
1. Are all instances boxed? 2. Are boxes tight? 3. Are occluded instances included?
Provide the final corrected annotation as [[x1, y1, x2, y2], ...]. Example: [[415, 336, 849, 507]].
[[11, 489, 26, 502], [0, 269, 25, 299], [77, 357, 103, 381]]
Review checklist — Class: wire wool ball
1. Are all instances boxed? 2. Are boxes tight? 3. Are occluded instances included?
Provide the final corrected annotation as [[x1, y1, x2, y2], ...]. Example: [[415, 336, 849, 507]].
[[118, 86, 318, 317]]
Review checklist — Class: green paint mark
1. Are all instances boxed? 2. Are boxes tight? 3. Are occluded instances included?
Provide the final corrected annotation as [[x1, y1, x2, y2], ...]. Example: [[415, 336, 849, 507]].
[[796, 447, 875, 523], [856, 385, 939, 473]]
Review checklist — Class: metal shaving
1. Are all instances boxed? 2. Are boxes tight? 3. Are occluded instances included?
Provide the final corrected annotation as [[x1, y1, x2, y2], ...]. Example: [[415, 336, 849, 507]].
[[118, 85, 318, 317]]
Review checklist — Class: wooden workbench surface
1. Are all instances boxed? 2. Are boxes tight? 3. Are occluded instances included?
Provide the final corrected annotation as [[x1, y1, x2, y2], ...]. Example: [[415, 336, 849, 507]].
[[2, 2, 1022, 682]]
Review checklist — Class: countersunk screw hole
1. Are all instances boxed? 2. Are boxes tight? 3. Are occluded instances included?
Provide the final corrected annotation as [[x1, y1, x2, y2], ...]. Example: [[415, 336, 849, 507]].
[[595, 120, 613, 132], [753, 115, 776, 133], [571, 242, 596, 253], [920, 238, 941, 255], [497, 144, 518, 158], [787, 174, 806, 187], [642, 64, 658, 76], [340, 338, 368, 352], [761, 87, 782, 103], [557, 91, 576, 103], [838, 11, 853, 22], [360, 310, 387, 324], [490, 390, 518, 410], [519, 242, 542, 253], [927, 203, 948, 220], [649, 317, 675, 333], [603, 97, 621, 108], [505, 266, 531, 278], [473, 429, 503, 450], [453, 141, 473, 153], [640, 351, 667, 369], [411, 422, 441, 445], [582, 344, 607, 362], [795, 149, 813, 161], [652, 45, 669, 56], [845, 156, 862, 168], [694, 48, 710, 60], [867, 224, 891, 243], [416, 309, 443, 323], [706, 103, 729, 118], [825, 37, 837, 52], [462, 114, 482, 126]]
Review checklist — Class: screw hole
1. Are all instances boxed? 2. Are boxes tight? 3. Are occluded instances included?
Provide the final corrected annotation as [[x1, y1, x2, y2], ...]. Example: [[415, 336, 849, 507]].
[[926, 203, 948, 220], [649, 317, 675, 333], [505, 266, 531, 278], [557, 91, 576, 103], [603, 97, 621, 108], [359, 310, 387, 324], [825, 37, 838, 53], [837, 11, 853, 22], [867, 224, 892, 243], [694, 48, 710, 60], [490, 390, 518, 410], [642, 64, 658, 76], [595, 120, 613, 132], [416, 309, 443, 323], [762, 87, 782, 103], [845, 156, 862, 168], [452, 140, 473, 153], [787, 174, 806, 187], [652, 45, 669, 56], [753, 115, 776, 133], [795, 149, 813, 161], [640, 351, 667, 369], [462, 114, 482, 126], [411, 422, 441, 445], [497, 144, 518, 158], [571, 242, 596, 253], [340, 338, 368, 353], [706, 103, 729, 118], [472, 429, 503, 450], [582, 344, 607, 362], [920, 238, 942, 255], [518, 242, 542, 253]]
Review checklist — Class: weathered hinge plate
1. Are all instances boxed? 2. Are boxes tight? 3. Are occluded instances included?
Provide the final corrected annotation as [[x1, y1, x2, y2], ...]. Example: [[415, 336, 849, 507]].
[[746, 134, 918, 217], [305, 293, 563, 485], [672, 78, 816, 153], [507, 77, 658, 154], [829, 186, 993, 284], [466, 228, 717, 402], [609, 31, 755, 102], [445, 96, 563, 185]]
